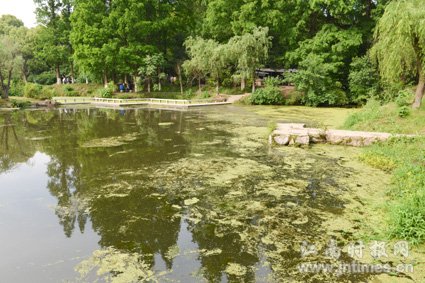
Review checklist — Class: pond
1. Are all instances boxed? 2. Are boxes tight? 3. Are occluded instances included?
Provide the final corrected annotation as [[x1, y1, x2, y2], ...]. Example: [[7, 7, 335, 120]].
[[0, 106, 390, 282]]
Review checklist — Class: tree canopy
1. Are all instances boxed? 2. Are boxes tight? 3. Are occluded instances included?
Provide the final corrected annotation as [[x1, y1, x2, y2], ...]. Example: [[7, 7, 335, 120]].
[[0, 16, 25, 99], [371, 0, 425, 108], [2, 0, 425, 107]]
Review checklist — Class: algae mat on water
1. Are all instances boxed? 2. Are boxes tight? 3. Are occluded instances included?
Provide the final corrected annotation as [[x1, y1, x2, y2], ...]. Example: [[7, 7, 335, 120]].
[[2, 107, 419, 283]]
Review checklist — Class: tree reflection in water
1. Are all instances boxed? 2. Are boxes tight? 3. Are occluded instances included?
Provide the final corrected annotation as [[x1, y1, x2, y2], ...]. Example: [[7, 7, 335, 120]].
[[0, 108, 375, 282]]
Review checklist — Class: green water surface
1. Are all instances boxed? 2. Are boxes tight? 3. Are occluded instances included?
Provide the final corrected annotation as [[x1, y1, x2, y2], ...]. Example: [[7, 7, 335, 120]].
[[0, 106, 385, 282]]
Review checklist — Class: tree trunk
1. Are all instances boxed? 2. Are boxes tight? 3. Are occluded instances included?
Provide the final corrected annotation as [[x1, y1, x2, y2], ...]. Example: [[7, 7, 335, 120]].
[[56, 65, 62, 85], [85, 77, 89, 84], [216, 79, 220, 95], [157, 68, 162, 91], [0, 69, 12, 99], [103, 71, 108, 88], [177, 64, 183, 94], [70, 63, 75, 83], [252, 79, 256, 94], [147, 78, 151, 93], [3, 87, 9, 99], [413, 71, 425, 109], [124, 74, 128, 85], [22, 62, 28, 83], [0, 72, 5, 99], [5, 69, 12, 99], [198, 78, 202, 92], [241, 77, 246, 91], [133, 76, 138, 92]]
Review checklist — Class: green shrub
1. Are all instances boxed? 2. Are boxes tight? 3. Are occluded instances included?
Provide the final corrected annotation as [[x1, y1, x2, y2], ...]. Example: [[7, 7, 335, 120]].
[[263, 77, 282, 87], [10, 99, 31, 109], [250, 87, 285, 105], [29, 71, 56, 85], [398, 106, 411, 118], [395, 89, 413, 107], [96, 83, 115, 98], [107, 82, 117, 92], [24, 83, 43, 98], [23, 83, 57, 100], [348, 56, 381, 104], [391, 196, 425, 244], [183, 89, 194, 100], [63, 85, 78, 97], [249, 78, 285, 105], [200, 92, 210, 99], [9, 80, 24, 97], [221, 77, 234, 88], [284, 90, 303, 106], [395, 90, 413, 117], [97, 88, 113, 98], [287, 55, 349, 106]]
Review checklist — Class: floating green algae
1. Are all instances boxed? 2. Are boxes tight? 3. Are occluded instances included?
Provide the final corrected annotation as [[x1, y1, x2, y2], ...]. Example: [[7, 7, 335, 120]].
[[158, 122, 174, 127], [184, 197, 200, 206], [81, 133, 138, 148], [200, 248, 223, 257], [164, 245, 180, 261], [75, 247, 155, 283], [225, 263, 248, 277], [2, 108, 404, 282]]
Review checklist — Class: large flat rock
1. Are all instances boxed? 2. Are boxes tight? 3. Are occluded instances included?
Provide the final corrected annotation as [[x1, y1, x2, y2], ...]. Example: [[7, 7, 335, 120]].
[[271, 123, 410, 147]]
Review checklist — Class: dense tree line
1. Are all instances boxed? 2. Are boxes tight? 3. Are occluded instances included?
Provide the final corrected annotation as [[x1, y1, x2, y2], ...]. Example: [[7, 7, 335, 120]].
[[0, 0, 424, 107]]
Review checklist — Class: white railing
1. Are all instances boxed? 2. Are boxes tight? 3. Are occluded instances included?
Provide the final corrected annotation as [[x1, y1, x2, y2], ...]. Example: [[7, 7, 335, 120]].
[[52, 97, 94, 104], [53, 97, 227, 105]]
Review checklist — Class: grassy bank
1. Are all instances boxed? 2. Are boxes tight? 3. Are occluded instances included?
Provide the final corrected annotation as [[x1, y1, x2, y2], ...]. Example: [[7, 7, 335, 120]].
[[344, 101, 425, 244], [343, 99, 425, 134], [8, 82, 248, 100]]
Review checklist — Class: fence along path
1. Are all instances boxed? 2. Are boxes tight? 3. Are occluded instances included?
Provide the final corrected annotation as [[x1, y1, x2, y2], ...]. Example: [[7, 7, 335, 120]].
[[52, 97, 232, 108]]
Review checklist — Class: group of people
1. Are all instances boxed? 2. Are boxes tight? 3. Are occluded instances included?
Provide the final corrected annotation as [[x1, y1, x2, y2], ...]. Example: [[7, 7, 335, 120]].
[[118, 82, 133, 93], [61, 76, 73, 84]]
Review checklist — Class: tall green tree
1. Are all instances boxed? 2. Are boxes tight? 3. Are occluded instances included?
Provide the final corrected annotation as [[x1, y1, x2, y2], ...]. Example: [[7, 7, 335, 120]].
[[0, 15, 24, 35], [34, 26, 69, 84], [183, 37, 223, 94], [34, 0, 73, 84], [184, 37, 230, 95], [138, 54, 165, 93], [371, 0, 425, 108], [228, 27, 272, 92], [287, 25, 363, 106], [182, 37, 211, 92], [11, 27, 38, 83], [0, 33, 23, 99], [108, 0, 153, 88], [71, 0, 116, 87]]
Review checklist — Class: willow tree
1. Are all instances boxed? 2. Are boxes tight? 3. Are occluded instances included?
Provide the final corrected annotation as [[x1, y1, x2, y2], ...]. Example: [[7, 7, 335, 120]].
[[183, 37, 211, 92], [0, 33, 23, 99], [371, 0, 425, 108], [229, 27, 272, 93], [183, 37, 226, 95]]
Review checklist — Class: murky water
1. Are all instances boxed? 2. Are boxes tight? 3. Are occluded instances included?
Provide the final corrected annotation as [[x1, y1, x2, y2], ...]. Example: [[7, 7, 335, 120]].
[[0, 106, 387, 282]]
